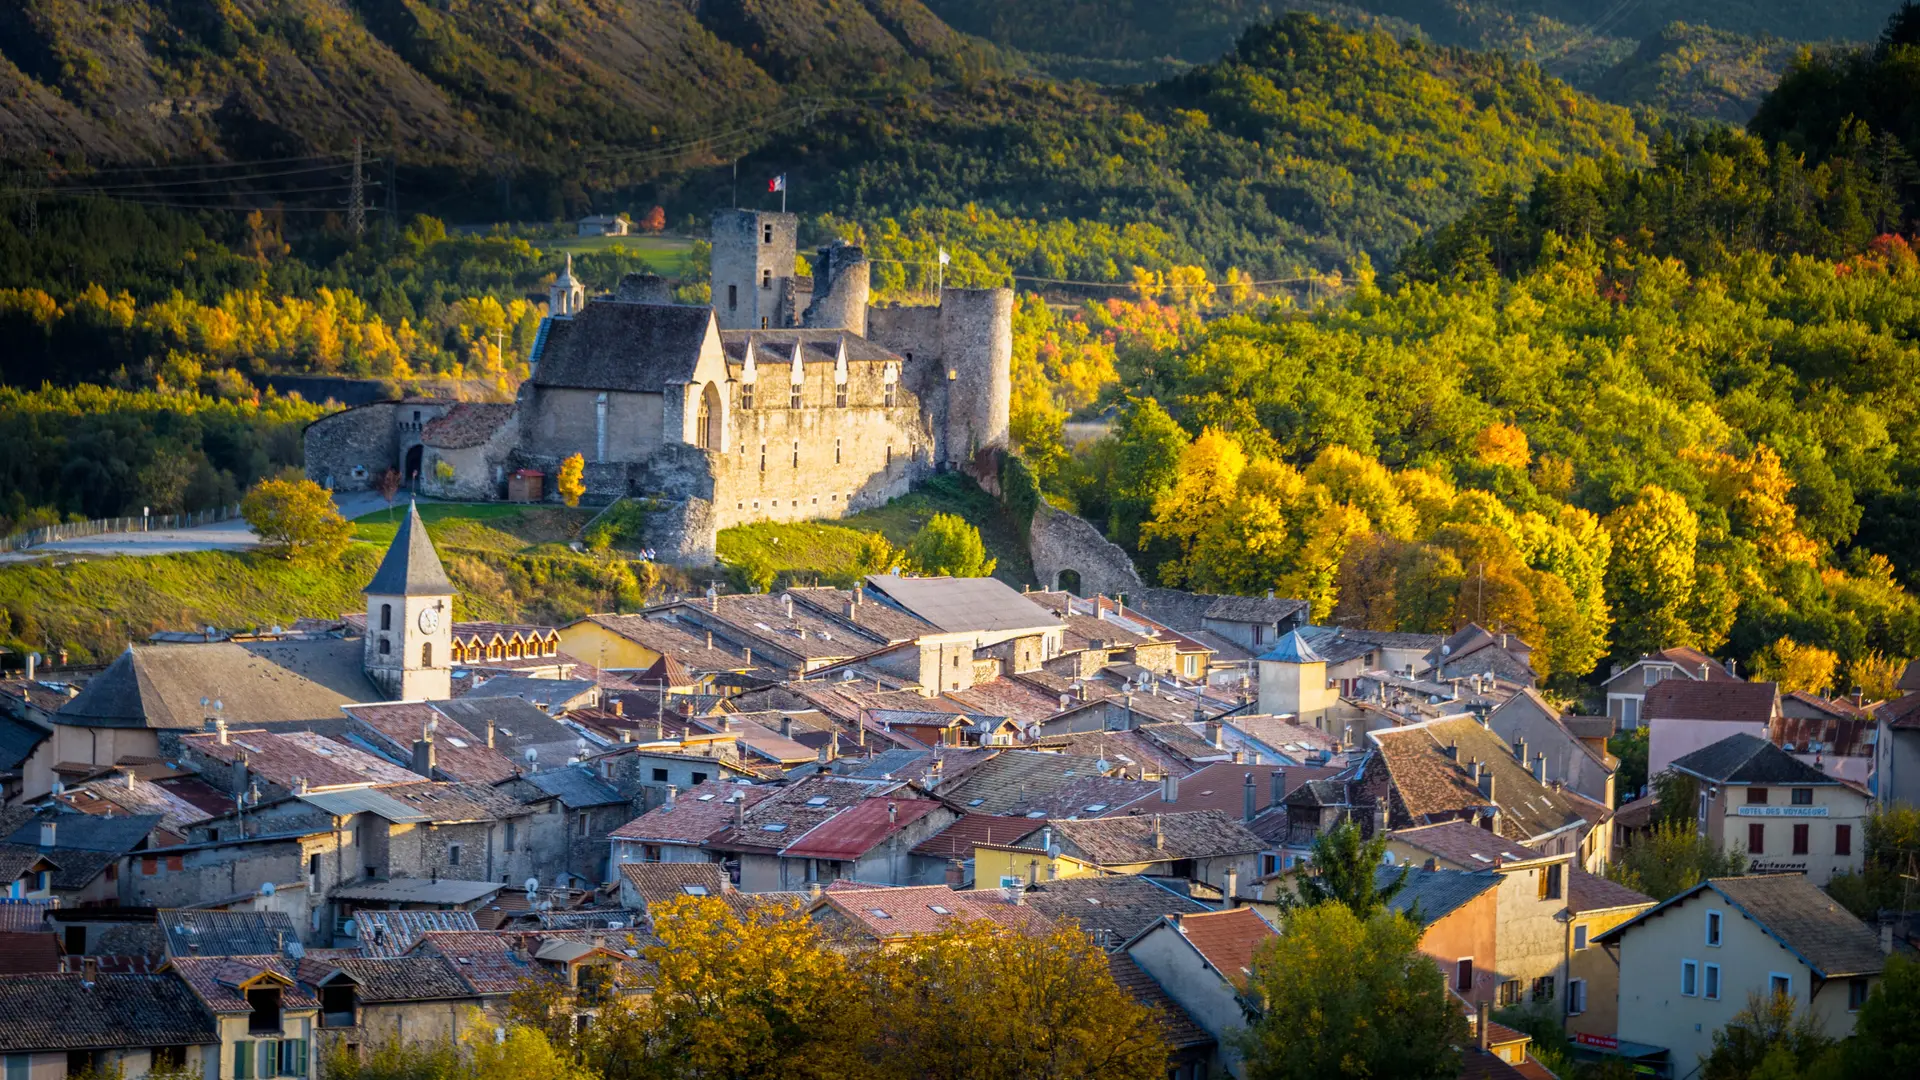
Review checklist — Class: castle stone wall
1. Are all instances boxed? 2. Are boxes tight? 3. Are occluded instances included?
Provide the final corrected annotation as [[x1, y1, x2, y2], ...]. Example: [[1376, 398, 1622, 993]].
[[712, 210, 798, 331], [1029, 498, 1144, 599], [519, 387, 665, 464], [305, 403, 399, 491], [802, 243, 870, 336], [938, 288, 1013, 464]]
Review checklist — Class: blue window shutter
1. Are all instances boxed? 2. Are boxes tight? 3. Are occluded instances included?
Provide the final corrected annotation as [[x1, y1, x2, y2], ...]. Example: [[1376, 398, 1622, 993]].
[[258, 1041, 275, 1079], [235, 1041, 253, 1080]]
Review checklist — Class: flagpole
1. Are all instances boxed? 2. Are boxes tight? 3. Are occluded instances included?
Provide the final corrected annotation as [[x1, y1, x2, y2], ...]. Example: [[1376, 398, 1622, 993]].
[[781, 180, 786, 215]]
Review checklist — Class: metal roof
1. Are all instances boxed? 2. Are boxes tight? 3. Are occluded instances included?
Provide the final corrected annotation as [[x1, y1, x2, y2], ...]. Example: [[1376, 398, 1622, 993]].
[[862, 574, 1058, 635], [1256, 629, 1325, 664], [298, 788, 433, 823], [330, 879, 504, 905]]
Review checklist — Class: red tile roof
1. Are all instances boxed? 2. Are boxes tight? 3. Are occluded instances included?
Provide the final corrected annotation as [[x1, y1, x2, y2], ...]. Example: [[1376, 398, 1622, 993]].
[[780, 798, 940, 861], [0, 931, 60, 975], [1107, 952, 1214, 1050], [812, 884, 1052, 941], [1172, 907, 1275, 990], [609, 781, 773, 845], [407, 931, 539, 996], [1567, 868, 1654, 914], [345, 703, 519, 783], [167, 954, 317, 1013], [1391, 821, 1558, 869], [1643, 680, 1777, 724], [1880, 692, 1920, 730], [909, 814, 1039, 859]]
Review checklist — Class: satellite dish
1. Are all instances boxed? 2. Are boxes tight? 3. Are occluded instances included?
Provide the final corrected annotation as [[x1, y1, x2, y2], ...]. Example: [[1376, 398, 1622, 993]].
[[425, 717, 439, 738], [260, 882, 276, 896], [342, 919, 358, 937], [286, 941, 305, 959], [607, 921, 624, 930], [525, 748, 538, 763], [525, 877, 539, 893]]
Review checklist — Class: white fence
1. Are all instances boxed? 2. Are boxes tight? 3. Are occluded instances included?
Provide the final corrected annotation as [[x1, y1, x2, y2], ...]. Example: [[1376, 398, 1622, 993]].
[[0, 504, 242, 554]]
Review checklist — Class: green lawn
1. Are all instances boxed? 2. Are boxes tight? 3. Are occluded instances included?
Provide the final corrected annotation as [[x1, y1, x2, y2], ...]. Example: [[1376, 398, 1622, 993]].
[[716, 474, 1034, 589], [351, 503, 588, 553], [542, 234, 695, 264]]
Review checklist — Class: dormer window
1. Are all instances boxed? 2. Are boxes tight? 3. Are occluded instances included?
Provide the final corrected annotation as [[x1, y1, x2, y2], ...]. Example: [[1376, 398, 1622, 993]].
[[835, 382, 847, 408], [790, 385, 801, 409], [247, 987, 282, 1034], [320, 982, 356, 1027]]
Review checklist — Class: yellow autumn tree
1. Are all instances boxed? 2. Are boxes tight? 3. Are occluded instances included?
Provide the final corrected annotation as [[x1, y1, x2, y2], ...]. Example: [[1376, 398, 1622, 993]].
[[1684, 444, 1820, 568], [556, 453, 586, 508], [1845, 650, 1908, 701], [1473, 422, 1531, 470], [1142, 428, 1247, 583], [1753, 637, 1841, 695]]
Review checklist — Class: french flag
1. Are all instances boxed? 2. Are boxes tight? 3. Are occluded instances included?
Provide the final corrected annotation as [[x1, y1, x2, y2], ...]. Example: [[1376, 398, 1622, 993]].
[[768, 175, 786, 192]]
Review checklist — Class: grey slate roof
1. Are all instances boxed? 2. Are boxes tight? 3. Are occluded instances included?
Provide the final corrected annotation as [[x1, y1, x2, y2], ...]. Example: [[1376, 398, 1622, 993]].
[[532, 301, 714, 393], [159, 909, 300, 957], [1202, 595, 1310, 625], [317, 955, 477, 1003], [1256, 629, 1325, 664], [0, 973, 219, 1051], [1377, 866, 1501, 925], [1598, 874, 1886, 978], [365, 502, 454, 596], [462, 676, 596, 709], [517, 764, 625, 808], [0, 715, 48, 772], [1670, 733, 1838, 786], [1050, 810, 1266, 864], [862, 574, 1059, 635], [9, 813, 157, 854], [57, 639, 381, 729], [1016, 875, 1212, 946]]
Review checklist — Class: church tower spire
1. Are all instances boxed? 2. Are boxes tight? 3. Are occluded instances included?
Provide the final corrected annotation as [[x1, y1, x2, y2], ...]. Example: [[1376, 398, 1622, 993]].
[[549, 253, 585, 317], [363, 501, 453, 701]]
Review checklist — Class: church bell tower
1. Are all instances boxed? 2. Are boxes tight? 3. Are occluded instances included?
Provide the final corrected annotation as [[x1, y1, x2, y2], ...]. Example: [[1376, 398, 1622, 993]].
[[364, 501, 453, 701]]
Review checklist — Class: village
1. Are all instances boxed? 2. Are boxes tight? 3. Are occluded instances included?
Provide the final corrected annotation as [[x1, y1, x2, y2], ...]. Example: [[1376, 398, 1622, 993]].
[[0, 496, 1910, 1080]]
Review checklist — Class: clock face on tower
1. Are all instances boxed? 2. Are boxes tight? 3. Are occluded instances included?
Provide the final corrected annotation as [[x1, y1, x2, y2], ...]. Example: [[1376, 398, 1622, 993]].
[[418, 607, 440, 633]]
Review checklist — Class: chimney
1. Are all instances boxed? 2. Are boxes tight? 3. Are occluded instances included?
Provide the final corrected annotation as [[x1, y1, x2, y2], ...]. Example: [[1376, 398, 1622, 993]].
[[779, 716, 793, 738], [1270, 768, 1286, 807], [1476, 1000, 1491, 1051], [1040, 826, 1054, 856], [783, 594, 794, 620], [25, 653, 35, 681], [1512, 738, 1526, 764], [215, 719, 229, 745], [1206, 722, 1223, 749], [664, 785, 678, 807], [1222, 867, 1240, 908], [122, 769, 137, 790], [1248, 749, 1259, 764], [38, 820, 56, 849], [1442, 740, 1457, 761], [612, 699, 624, 717], [705, 630, 713, 649], [1243, 772, 1257, 822], [1161, 773, 1180, 803], [1699, 661, 1710, 680], [231, 757, 248, 795], [744, 647, 752, 667], [805, 881, 822, 901], [486, 718, 496, 748], [887, 801, 898, 825], [1532, 753, 1547, 784], [294, 776, 309, 796], [82, 956, 98, 986], [411, 737, 435, 778], [735, 800, 746, 827], [1881, 921, 1895, 956], [1372, 799, 1388, 838], [1151, 814, 1165, 851], [945, 859, 964, 888], [1478, 771, 1496, 801]]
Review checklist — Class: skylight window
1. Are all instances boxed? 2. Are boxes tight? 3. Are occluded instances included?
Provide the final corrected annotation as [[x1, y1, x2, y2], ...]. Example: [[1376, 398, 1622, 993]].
[[447, 737, 469, 748], [1026, 811, 1046, 819], [869, 908, 893, 919], [1083, 804, 1108, 813], [681, 885, 708, 896], [928, 905, 952, 915], [1501, 852, 1523, 860], [761, 823, 788, 832], [1084, 897, 1103, 906], [805, 796, 831, 807], [499, 728, 515, 737], [968, 798, 985, 807], [1469, 854, 1493, 863], [697, 794, 716, 802]]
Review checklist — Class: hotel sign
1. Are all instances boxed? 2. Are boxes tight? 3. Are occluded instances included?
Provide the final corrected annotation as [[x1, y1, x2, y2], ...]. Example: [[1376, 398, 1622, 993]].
[[1734, 806, 1828, 817]]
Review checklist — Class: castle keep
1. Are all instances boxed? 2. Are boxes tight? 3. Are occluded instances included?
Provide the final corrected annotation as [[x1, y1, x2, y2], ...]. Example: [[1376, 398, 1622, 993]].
[[304, 210, 1014, 563]]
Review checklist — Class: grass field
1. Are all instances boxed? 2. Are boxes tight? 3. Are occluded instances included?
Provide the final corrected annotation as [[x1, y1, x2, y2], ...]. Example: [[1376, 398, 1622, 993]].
[[350, 502, 585, 552], [542, 234, 696, 265], [716, 474, 1033, 589]]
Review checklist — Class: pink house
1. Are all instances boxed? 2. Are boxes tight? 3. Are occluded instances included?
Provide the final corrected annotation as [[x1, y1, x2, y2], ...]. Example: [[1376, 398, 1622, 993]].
[[1646, 680, 1779, 779]]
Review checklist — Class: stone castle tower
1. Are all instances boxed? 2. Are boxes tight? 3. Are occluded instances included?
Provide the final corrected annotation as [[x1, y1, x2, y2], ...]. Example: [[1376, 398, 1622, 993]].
[[707, 209, 1012, 467], [363, 501, 453, 701]]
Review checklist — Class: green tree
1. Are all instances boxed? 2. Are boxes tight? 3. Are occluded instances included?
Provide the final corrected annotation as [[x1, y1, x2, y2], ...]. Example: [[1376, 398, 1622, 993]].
[[1700, 992, 1838, 1080], [1109, 396, 1190, 551], [1825, 803, 1920, 918], [1605, 486, 1700, 656], [1608, 727, 1648, 805], [904, 513, 996, 577], [1606, 819, 1745, 902], [1235, 903, 1465, 1080], [1293, 819, 1408, 919], [1838, 953, 1920, 1076], [556, 453, 586, 509], [240, 478, 351, 563]]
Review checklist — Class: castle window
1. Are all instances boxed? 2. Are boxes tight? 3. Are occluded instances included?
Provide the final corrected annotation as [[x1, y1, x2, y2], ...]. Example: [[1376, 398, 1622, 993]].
[[760, 444, 766, 472], [835, 383, 847, 408], [835, 438, 841, 465], [378, 638, 390, 655], [421, 643, 432, 667], [884, 384, 896, 408], [763, 223, 773, 244], [793, 441, 800, 468], [761, 269, 771, 290], [727, 284, 737, 311], [742, 384, 754, 410], [380, 604, 391, 631], [789, 385, 801, 409], [886, 444, 893, 466]]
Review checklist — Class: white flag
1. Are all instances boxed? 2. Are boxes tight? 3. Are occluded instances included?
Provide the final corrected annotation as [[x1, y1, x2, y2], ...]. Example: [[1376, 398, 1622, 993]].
[[938, 248, 950, 266]]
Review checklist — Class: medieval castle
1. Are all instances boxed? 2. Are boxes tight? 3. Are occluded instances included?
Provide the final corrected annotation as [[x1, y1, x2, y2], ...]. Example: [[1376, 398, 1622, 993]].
[[304, 210, 1014, 564]]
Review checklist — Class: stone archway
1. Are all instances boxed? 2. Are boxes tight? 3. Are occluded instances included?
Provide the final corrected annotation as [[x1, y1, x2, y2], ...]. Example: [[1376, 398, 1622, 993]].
[[404, 444, 424, 487], [696, 382, 722, 450], [1055, 568, 1083, 596]]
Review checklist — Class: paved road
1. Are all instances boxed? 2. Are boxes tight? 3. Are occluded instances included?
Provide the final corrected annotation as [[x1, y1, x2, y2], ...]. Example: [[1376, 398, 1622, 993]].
[[1, 491, 397, 562]]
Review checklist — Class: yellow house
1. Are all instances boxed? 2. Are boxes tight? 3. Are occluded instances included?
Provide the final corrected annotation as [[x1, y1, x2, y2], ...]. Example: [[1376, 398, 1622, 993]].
[[167, 956, 319, 1080], [559, 614, 751, 678], [973, 841, 1099, 887], [1565, 870, 1655, 1042]]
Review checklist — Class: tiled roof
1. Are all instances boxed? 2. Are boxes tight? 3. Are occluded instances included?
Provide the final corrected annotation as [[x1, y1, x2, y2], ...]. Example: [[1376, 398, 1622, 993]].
[[1025, 729, 1191, 779], [1133, 722, 1232, 768], [609, 781, 774, 845], [910, 814, 1039, 859], [1200, 595, 1309, 625], [1879, 691, 1920, 730], [181, 727, 416, 789], [408, 931, 540, 995], [1109, 762, 1331, 819], [57, 639, 379, 730], [1220, 715, 1340, 761], [0, 844, 56, 884], [1107, 952, 1215, 1050], [1599, 875, 1886, 978], [780, 798, 941, 860], [345, 702, 519, 783], [713, 776, 896, 853], [54, 774, 216, 837], [1780, 691, 1872, 720], [813, 884, 1051, 940], [0, 973, 219, 1051], [0, 714, 49, 772], [167, 954, 318, 1013], [1561, 715, 1615, 741], [941, 751, 1142, 816], [460, 676, 597, 709], [1612, 793, 1659, 830], [1390, 821, 1555, 868], [1770, 713, 1871, 758], [421, 403, 513, 449], [313, 955, 476, 1002], [0, 899, 53, 932], [1566, 868, 1653, 914], [620, 863, 729, 910], [1051, 810, 1265, 865], [1017, 876, 1211, 947], [579, 614, 752, 672], [1377, 866, 1500, 925], [159, 910, 299, 957], [371, 781, 527, 823], [1643, 679, 1777, 724], [517, 764, 625, 808], [1626, 647, 1736, 683], [351, 910, 481, 958], [0, 931, 60, 975], [1670, 733, 1840, 786], [1371, 717, 1590, 843], [364, 502, 454, 596], [1168, 907, 1276, 990], [787, 587, 939, 643]]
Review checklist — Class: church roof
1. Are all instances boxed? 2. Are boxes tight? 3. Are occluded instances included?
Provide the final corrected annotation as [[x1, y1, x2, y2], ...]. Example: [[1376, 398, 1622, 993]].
[[56, 640, 380, 730], [531, 301, 714, 393], [365, 503, 453, 597]]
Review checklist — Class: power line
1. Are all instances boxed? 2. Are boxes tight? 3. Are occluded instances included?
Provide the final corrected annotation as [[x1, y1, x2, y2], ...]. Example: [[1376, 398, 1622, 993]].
[[347, 137, 366, 238], [25, 151, 358, 177], [0, 161, 378, 198]]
